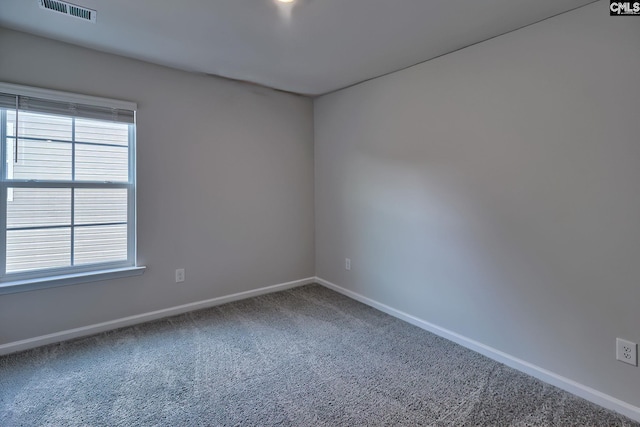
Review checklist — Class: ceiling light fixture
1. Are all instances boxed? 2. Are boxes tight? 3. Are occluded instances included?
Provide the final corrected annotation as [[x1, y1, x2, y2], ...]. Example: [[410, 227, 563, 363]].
[[277, 0, 295, 3]]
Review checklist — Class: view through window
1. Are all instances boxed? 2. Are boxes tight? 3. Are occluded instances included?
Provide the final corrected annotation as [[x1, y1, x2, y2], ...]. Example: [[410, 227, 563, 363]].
[[0, 85, 137, 282]]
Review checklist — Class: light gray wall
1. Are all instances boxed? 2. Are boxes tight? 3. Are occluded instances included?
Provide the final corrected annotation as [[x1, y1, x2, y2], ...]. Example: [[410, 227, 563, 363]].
[[0, 28, 314, 344], [315, 1, 640, 408]]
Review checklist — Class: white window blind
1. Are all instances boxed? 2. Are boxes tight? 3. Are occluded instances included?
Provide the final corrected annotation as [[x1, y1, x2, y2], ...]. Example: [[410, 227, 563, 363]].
[[0, 83, 137, 282]]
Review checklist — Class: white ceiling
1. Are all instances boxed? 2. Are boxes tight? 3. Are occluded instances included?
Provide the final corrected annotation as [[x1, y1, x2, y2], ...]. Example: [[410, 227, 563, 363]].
[[0, 0, 595, 95]]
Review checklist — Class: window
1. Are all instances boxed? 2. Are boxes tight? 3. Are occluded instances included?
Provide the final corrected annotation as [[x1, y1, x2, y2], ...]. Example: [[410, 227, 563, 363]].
[[0, 83, 142, 290]]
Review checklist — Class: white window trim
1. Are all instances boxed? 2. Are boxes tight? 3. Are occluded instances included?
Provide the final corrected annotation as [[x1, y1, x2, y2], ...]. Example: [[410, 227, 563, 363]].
[[0, 82, 144, 290], [0, 266, 146, 295]]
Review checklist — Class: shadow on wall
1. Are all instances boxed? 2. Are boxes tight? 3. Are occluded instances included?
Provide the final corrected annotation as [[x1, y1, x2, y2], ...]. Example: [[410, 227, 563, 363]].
[[341, 138, 634, 359]]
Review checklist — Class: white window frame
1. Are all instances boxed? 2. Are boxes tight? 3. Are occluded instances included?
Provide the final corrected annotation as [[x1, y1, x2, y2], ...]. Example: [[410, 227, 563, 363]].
[[0, 82, 144, 294]]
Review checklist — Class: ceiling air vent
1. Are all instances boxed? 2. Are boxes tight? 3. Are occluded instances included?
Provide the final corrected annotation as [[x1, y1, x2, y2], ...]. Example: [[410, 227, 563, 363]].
[[38, 0, 96, 23]]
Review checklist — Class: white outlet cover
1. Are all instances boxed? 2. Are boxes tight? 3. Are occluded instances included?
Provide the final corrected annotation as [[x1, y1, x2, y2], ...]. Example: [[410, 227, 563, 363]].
[[616, 338, 638, 366], [175, 268, 185, 283]]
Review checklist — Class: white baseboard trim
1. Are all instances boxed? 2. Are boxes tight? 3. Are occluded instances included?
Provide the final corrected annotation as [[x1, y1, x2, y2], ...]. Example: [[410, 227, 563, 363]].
[[315, 277, 640, 423], [0, 277, 315, 356]]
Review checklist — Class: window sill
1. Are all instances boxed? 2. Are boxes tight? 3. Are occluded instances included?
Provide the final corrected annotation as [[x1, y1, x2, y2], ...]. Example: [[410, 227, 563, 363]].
[[0, 266, 146, 295]]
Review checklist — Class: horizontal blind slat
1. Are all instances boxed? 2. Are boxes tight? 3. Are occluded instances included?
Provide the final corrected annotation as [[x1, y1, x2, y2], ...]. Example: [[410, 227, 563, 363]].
[[17, 96, 134, 124], [0, 93, 17, 109]]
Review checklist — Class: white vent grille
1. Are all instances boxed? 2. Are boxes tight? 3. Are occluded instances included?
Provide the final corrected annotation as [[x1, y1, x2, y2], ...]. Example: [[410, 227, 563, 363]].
[[38, 0, 96, 23]]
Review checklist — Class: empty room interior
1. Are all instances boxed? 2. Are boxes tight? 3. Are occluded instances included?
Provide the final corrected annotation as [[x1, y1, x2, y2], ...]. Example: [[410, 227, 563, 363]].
[[1, 0, 639, 425]]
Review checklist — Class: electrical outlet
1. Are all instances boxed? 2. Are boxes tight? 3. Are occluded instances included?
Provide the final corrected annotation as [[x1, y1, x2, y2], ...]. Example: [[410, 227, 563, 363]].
[[616, 338, 637, 366], [345, 258, 351, 270], [175, 268, 185, 283]]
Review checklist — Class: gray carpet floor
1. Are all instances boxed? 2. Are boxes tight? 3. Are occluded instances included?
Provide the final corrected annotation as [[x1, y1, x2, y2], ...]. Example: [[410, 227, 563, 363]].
[[1, 284, 638, 426]]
